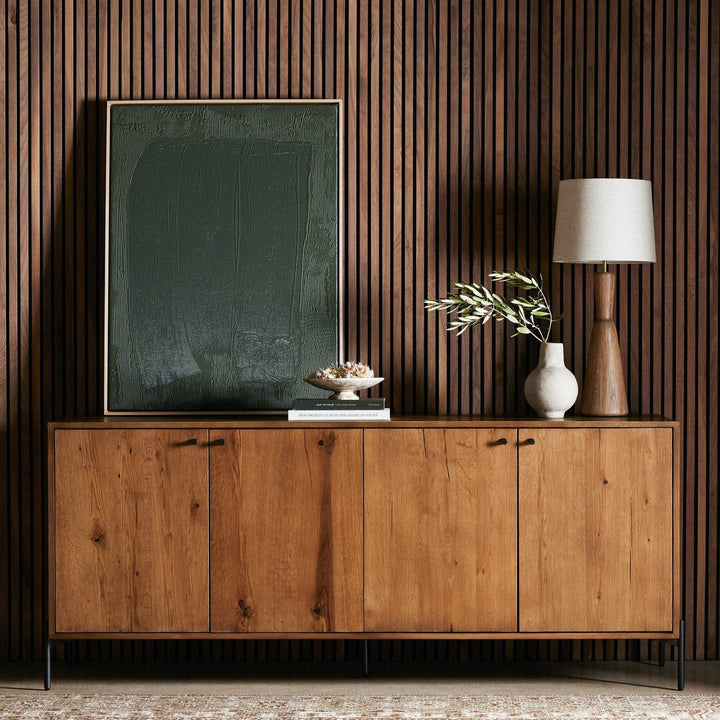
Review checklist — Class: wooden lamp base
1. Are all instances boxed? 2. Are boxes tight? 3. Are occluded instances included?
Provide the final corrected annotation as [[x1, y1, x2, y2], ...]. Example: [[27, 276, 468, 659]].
[[580, 271, 629, 416]]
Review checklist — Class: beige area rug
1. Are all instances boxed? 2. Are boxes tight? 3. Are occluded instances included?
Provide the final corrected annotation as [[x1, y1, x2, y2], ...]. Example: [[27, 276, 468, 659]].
[[2, 694, 720, 720]]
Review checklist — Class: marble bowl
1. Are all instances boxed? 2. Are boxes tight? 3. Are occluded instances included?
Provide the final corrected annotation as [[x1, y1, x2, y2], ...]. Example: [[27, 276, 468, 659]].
[[303, 376, 384, 400]]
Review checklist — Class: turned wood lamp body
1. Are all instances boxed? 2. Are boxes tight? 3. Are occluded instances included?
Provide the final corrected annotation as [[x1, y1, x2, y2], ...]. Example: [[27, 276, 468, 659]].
[[582, 271, 627, 415], [553, 179, 656, 417]]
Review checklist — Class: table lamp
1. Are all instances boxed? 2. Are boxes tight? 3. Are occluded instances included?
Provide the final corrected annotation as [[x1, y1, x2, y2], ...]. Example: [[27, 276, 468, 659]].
[[552, 178, 656, 415]]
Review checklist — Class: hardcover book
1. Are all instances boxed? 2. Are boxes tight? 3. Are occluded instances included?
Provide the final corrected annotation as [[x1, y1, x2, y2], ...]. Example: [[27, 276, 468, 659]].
[[287, 408, 390, 421], [291, 398, 386, 410]]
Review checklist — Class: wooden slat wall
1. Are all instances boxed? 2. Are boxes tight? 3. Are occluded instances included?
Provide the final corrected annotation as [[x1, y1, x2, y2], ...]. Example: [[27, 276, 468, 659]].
[[1, 0, 718, 663]]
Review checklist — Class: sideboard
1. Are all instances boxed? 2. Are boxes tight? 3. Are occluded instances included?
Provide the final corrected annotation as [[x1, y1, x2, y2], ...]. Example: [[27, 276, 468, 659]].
[[46, 416, 683, 689]]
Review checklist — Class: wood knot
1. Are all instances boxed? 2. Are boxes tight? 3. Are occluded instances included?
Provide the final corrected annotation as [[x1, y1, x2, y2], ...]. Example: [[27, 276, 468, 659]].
[[90, 520, 106, 544], [312, 588, 329, 627], [603, 478, 609, 485], [10, 5, 18, 25], [238, 599, 252, 618]]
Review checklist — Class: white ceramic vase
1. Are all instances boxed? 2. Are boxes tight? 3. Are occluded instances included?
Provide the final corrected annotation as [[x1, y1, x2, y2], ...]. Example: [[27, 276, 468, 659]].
[[524, 342, 578, 419]]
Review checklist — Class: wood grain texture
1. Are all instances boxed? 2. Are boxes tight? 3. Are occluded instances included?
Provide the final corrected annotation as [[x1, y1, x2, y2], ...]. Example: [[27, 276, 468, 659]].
[[53, 429, 209, 633], [48, 417, 677, 662], [580, 272, 629, 416], [1, 0, 717, 662], [209, 429, 363, 633], [518, 428, 673, 633], [364, 428, 517, 632]]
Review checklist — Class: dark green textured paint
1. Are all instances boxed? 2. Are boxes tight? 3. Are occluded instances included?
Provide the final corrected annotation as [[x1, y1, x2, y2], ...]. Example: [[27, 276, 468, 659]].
[[107, 102, 340, 411]]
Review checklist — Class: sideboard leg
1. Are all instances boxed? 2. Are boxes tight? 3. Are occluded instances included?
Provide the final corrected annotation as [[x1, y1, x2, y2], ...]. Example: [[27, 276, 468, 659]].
[[659, 640, 665, 667], [677, 619, 685, 691], [44, 639, 52, 691], [363, 639, 369, 676]]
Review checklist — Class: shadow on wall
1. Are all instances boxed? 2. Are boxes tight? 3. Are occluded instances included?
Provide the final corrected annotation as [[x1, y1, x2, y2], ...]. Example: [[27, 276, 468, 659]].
[[433, 179, 563, 416]]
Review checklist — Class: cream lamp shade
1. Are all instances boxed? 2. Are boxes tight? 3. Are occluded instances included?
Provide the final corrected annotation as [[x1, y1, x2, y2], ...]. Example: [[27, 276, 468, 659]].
[[553, 178, 656, 264]]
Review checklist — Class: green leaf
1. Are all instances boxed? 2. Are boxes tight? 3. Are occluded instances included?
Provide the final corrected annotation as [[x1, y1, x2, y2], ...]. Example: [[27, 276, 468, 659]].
[[424, 267, 558, 342]]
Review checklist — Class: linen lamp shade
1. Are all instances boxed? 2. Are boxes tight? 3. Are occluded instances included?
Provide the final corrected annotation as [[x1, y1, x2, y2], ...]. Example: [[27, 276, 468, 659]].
[[553, 178, 656, 264], [552, 178, 656, 416]]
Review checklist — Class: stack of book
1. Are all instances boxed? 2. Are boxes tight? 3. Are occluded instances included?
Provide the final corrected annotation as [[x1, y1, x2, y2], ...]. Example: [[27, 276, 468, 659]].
[[287, 398, 390, 421]]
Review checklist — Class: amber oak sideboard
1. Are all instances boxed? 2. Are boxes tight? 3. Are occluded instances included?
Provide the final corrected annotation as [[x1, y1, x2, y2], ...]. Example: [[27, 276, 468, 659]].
[[46, 416, 682, 689]]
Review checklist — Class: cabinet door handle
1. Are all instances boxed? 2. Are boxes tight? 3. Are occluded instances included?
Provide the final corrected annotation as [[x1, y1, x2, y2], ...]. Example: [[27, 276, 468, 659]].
[[496, 438, 508, 445], [210, 438, 226, 446], [185, 438, 198, 445], [525, 438, 536, 445]]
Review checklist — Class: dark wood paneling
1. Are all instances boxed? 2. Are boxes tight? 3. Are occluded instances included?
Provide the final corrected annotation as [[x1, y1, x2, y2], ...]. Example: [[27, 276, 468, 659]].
[[1, 0, 718, 662]]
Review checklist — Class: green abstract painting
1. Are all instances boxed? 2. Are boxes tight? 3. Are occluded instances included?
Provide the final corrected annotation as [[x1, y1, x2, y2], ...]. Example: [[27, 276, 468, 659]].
[[105, 101, 340, 412]]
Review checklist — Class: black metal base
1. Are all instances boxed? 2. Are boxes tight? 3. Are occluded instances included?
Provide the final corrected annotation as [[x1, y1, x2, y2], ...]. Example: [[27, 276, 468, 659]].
[[43, 627, 686, 692], [658, 619, 685, 691], [44, 638, 51, 691]]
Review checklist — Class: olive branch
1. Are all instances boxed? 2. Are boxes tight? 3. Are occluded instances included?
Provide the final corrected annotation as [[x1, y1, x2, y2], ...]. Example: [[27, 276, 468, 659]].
[[424, 269, 561, 343]]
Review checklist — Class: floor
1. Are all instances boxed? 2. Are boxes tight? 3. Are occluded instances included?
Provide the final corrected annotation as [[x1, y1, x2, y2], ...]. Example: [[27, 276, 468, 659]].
[[0, 659, 715, 696]]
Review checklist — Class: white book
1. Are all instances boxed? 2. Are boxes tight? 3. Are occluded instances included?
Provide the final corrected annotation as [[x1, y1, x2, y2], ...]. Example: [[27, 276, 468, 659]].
[[287, 408, 391, 421]]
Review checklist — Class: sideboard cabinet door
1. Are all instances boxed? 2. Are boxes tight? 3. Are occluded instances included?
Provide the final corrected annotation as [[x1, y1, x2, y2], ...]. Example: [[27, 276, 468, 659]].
[[518, 428, 673, 632], [53, 429, 209, 633], [364, 428, 518, 632], [210, 429, 363, 632]]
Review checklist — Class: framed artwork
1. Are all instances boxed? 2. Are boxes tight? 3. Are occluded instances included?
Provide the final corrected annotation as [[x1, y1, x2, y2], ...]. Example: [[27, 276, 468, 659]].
[[104, 100, 341, 413]]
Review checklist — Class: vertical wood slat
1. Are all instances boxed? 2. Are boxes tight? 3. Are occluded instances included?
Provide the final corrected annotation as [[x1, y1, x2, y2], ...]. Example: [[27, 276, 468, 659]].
[[7, 0, 20, 661], [15, 0, 29, 662], [368, 0, 380, 390], [38, 0, 54, 664], [356, 0, 368, 388], [403, 1, 415, 414], [0, 0, 6, 659], [436, 0, 448, 414], [426, 0, 438, 415], [414, 0, 427, 415], [29, 0, 42, 661], [706, 0, 719, 662], [0, 0, 8, 664], [1, 0, 718, 663]]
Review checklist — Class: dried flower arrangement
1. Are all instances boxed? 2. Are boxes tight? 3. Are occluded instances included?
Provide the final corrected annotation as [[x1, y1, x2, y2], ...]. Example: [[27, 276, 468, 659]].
[[309, 361, 374, 379]]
